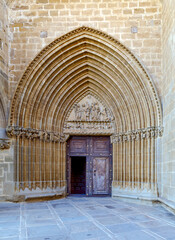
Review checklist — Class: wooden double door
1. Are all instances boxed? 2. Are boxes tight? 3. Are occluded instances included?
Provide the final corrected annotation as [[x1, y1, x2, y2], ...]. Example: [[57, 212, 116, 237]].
[[66, 136, 112, 196]]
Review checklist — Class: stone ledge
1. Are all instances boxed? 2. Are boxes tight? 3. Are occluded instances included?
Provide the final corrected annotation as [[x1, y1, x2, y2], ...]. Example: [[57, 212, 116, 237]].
[[112, 194, 175, 212], [5, 192, 65, 202], [112, 185, 158, 201], [24, 192, 65, 202], [112, 194, 158, 201], [158, 197, 175, 213], [15, 186, 66, 202]]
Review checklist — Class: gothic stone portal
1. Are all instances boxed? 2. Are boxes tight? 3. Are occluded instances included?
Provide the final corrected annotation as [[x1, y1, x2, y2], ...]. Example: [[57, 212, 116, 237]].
[[67, 136, 113, 196], [6, 27, 162, 201]]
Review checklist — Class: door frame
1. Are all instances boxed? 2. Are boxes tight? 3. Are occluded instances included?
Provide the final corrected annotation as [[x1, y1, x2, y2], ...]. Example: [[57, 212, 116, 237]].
[[66, 136, 113, 196]]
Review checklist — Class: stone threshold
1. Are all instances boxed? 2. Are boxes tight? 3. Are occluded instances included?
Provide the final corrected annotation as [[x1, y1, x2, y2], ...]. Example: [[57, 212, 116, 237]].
[[1, 192, 175, 213]]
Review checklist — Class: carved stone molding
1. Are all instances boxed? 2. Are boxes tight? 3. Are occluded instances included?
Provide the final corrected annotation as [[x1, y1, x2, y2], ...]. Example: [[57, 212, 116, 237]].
[[6, 126, 67, 143], [0, 139, 10, 150], [10, 27, 162, 128], [6, 125, 163, 144], [111, 127, 163, 143]]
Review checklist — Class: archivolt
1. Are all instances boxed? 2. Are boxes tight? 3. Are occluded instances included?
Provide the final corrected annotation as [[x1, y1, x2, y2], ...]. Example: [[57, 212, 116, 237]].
[[9, 27, 162, 133], [7, 27, 163, 193]]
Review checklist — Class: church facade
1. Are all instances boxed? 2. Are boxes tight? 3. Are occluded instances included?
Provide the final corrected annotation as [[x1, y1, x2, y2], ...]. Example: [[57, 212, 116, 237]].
[[0, 0, 174, 210]]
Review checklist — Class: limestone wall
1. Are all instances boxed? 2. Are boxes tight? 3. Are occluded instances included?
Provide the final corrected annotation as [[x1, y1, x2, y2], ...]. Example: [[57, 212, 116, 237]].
[[8, 0, 162, 97], [0, 146, 14, 199], [0, 0, 9, 134], [161, 0, 175, 204], [0, 0, 14, 200], [3, 0, 175, 203]]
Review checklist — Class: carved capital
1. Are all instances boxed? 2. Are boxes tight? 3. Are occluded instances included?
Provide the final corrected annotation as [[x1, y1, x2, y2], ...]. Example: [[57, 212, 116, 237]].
[[135, 131, 140, 141], [141, 130, 146, 139], [122, 134, 129, 142], [60, 134, 69, 143], [0, 139, 10, 150], [6, 126, 64, 143], [158, 126, 164, 137], [110, 134, 120, 143], [111, 126, 163, 143], [6, 126, 14, 137]]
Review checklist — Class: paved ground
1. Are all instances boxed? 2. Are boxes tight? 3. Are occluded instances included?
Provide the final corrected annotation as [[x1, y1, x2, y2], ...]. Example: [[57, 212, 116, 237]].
[[0, 196, 175, 240]]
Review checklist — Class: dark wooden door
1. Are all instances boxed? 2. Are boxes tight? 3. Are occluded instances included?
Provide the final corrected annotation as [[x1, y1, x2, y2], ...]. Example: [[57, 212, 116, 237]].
[[67, 136, 112, 196]]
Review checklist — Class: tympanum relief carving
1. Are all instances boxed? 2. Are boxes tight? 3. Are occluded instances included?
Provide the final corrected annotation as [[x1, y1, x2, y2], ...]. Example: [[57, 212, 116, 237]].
[[63, 95, 115, 134]]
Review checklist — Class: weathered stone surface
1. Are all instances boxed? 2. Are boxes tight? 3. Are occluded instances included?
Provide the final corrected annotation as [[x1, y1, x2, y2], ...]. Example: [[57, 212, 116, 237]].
[[40, 31, 48, 38], [161, 0, 175, 204], [0, 0, 174, 210], [0, 196, 174, 239], [3, 26, 162, 199], [64, 94, 115, 135]]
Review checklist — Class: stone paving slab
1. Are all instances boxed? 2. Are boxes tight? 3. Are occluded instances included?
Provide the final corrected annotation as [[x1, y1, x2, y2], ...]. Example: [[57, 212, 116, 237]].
[[27, 225, 63, 238], [0, 238, 20, 240], [115, 230, 159, 240], [0, 196, 175, 239], [95, 215, 127, 226]]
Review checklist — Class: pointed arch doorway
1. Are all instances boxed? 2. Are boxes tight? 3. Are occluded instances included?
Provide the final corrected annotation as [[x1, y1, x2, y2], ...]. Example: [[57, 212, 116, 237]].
[[67, 136, 113, 196], [7, 27, 163, 201], [64, 93, 114, 196]]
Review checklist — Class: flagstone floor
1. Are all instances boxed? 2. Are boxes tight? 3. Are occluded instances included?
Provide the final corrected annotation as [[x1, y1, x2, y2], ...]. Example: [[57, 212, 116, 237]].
[[0, 196, 175, 240]]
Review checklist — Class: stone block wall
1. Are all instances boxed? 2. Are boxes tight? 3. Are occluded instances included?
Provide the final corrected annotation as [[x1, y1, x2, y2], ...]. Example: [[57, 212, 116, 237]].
[[2, 0, 175, 206], [0, 146, 14, 200], [161, 0, 175, 203], [8, 0, 162, 97], [0, 0, 10, 198], [0, 0, 9, 79], [0, 0, 9, 134]]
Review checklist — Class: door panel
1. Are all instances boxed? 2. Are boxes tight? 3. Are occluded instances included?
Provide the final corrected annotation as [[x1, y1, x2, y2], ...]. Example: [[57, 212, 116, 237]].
[[92, 137, 110, 154], [93, 157, 109, 194], [70, 139, 87, 154]]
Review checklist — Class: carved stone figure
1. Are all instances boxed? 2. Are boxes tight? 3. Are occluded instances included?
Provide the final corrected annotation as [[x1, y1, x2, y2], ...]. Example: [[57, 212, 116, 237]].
[[111, 126, 163, 143], [74, 104, 81, 120], [0, 139, 10, 150], [32, 130, 39, 139], [6, 126, 14, 137], [85, 102, 91, 121], [63, 94, 115, 133]]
